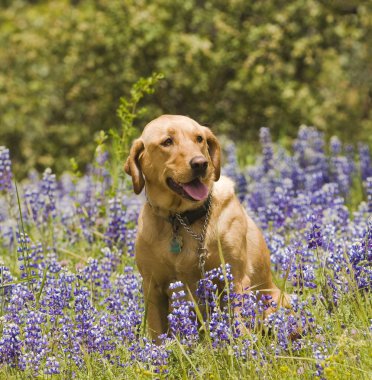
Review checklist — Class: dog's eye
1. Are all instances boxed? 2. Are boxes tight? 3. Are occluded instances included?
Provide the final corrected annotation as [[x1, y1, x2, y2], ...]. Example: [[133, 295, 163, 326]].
[[196, 135, 203, 143], [161, 137, 173, 147]]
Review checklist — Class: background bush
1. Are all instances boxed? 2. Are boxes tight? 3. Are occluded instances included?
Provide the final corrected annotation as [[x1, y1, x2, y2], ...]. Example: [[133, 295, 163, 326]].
[[0, 0, 371, 176]]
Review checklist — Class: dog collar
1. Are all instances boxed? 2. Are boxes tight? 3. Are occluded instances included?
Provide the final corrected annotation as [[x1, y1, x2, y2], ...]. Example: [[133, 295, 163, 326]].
[[171, 194, 212, 226], [168, 194, 212, 274], [145, 190, 212, 226]]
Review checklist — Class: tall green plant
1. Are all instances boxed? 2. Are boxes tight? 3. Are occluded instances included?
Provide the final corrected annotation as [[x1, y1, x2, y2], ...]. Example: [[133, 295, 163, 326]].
[[110, 72, 164, 191]]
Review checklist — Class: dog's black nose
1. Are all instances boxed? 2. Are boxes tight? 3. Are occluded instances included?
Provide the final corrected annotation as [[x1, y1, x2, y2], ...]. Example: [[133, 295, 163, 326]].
[[190, 156, 208, 175]]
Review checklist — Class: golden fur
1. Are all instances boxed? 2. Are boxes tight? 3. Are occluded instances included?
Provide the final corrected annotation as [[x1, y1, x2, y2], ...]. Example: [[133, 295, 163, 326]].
[[125, 115, 288, 343]]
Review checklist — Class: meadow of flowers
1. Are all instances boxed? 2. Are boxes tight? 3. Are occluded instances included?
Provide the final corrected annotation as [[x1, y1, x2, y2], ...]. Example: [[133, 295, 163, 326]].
[[0, 126, 371, 379]]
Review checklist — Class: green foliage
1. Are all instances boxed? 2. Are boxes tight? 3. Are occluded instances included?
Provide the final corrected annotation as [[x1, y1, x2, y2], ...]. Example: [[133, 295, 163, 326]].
[[107, 72, 163, 191], [0, 0, 371, 176], [114, 72, 164, 163]]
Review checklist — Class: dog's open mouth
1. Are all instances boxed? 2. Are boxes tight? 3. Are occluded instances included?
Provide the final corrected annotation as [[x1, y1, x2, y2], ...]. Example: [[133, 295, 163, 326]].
[[166, 177, 209, 201]]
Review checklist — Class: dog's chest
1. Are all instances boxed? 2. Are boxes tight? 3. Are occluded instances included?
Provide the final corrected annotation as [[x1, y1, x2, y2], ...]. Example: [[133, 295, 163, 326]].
[[139, 214, 214, 271], [158, 227, 202, 270], [137, 205, 228, 285]]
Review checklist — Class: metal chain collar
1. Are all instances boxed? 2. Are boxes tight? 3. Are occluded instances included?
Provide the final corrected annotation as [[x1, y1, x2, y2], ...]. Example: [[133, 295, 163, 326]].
[[175, 197, 212, 276]]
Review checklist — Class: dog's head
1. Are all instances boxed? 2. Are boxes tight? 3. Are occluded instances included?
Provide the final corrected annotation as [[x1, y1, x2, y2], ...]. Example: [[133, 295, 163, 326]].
[[125, 115, 220, 212]]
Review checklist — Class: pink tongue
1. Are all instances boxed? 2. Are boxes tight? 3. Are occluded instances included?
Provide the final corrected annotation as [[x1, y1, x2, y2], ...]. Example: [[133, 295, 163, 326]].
[[181, 180, 209, 201]]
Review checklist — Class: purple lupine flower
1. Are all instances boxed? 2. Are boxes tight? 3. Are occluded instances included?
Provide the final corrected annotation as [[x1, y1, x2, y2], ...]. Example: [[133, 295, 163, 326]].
[[232, 336, 261, 362], [264, 298, 316, 353], [239, 292, 273, 331], [41, 273, 72, 319], [0, 322, 23, 368], [24, 186, 40, 223], [0, 215, 17, 248], [312, 340, 330, 378], [105, 197, 127, 247], [294, 126, 326, 165], [167, 281, 198, 346], [23, 310, 48, 374], [259, 127, 274, 173], [0, 265, 14, 302], [235, 173, 248, 203], [43, 251, 62, 274], [125, 227, 136, 257], [128, 338, 169, 374], [348, 240, 372, 289], [73, 286, 96, 341], [89, 313, 116, 354], [223, 142, 239, 181], [16, 232, 32, 279], [58, 315, 84, 367], [81, 258, 101, 285], [100, 247, 120, 285], [329, 138, 354, 196], [96, 149, 109, 167], [43, 356, 60, 375], [76, 204, 94, 243], [209, 308, 234, 348], [80, 248, 119, 299], [105, 267, 143, 343], [23, 168, 57, 226], [5, 284, 34, 324], [365, 177, 372, 213], [196, 264, 235, 314], [73, 285, 115, 355], [358, 143, 372, 181], [221, 142, 248, 202], [305, 171, 327, 193], [345, 143, 355, 171], [196, 276, 219, 311], [307, 217, 323, 250], [293, 126, 328, 191], [74, 174, 100, 243], [265, 309, 293, 351], [260, 179, 295, 229], [40, 168, 57, 220], [330, 136, 342, 155], [294, 264, 317, 290], [195, 264, 240, 347], [17, 236, 44, 281], [0, 146, 13, 192]]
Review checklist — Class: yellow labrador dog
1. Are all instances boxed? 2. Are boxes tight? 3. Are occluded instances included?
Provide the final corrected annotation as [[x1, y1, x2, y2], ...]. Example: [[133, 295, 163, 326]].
[[125, 115, 288, 343]]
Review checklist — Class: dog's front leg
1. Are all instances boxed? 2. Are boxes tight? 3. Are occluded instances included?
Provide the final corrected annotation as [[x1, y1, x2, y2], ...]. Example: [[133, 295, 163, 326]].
[[143, 280, 169, 344]]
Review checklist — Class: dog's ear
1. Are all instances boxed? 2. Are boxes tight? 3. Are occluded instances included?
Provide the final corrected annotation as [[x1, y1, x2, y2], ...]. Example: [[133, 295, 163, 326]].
[[204, 127, 221, 181], [124, 138, 145, 194]]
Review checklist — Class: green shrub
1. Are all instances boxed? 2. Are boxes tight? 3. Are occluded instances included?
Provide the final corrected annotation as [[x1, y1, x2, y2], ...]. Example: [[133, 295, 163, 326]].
[[0, 0, 370, 176]]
